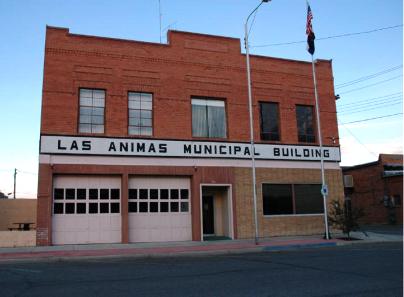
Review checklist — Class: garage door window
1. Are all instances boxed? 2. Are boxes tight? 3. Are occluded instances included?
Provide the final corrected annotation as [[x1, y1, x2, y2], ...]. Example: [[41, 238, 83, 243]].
[[128, 188, 190, 213], [53, 188, 120, 214]]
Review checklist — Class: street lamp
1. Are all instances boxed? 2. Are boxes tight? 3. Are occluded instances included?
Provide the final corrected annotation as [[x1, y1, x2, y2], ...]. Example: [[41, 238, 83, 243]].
[[244, 0, 271, 245]]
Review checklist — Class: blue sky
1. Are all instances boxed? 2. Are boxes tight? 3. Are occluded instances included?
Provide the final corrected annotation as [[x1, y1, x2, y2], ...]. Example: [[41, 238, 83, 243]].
[[0, 0, 402, 197]]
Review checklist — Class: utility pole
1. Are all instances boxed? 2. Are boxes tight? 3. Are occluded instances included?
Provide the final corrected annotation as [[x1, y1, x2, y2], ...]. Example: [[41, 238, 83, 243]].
[[13, 168, 17, 199]]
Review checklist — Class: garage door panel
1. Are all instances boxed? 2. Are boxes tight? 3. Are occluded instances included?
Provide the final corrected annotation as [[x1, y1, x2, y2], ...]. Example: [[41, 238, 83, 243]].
[[128, 177, 192, 243], [52, 176, 121, 245]]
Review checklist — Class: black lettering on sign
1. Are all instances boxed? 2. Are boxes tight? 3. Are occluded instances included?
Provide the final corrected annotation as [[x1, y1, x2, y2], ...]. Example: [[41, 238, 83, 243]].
[[159, 144, 167, 153], [273, 148, 280, 156], [303, 149, 310, 157], [70, 141, 78, 150], [234, 146, 241, 154], [295, 149, 301, 157], [108, 142, 117, 152], [148, 143, 156, 153], [219, 145, 226, 155], [324, 150, 330, 158], [120, 142, 128, 152], [184, 144, 192, 154], [244, 147, 250, 156], [57, 140, 67, 150], [82, 141, 91, 151], [137, 143, 145, 152]]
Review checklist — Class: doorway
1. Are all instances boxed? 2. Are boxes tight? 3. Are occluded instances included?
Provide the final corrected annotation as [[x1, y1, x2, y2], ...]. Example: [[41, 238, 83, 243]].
[[201, 185, 233, 241]]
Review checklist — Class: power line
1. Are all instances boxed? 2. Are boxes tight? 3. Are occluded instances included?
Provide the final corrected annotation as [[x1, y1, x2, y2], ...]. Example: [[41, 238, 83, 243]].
[[339, 124, 377, 157], [338, 100, 402, 115], [339, 75, 403, 95], [339, 113, 403, 125], [337, 92, 402, 106], [252, 24, 403, 48], [335, 65, 402, 88], [337, 96, 403, 112]]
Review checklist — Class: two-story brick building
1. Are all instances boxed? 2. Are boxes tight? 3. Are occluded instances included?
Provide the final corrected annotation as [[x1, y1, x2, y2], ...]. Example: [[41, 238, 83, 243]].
[[37, 26, 343, 245]]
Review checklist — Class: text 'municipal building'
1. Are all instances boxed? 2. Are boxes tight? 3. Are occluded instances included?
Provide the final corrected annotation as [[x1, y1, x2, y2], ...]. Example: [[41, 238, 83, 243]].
[[37, 26, 343, 245]]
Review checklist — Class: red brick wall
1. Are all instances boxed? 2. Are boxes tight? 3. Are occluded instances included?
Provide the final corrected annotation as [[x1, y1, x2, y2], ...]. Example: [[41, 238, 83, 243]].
[[41, 27, 339, 146], [344, 156, 403, 225]]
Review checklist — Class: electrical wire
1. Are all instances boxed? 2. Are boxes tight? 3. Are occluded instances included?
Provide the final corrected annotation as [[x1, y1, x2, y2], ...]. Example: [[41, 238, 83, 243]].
[[337, 92, 402, 106], [338, 96, 403, 112], [338, 75, 403, 95], [338, 100, 402, 115], [339, 113, 403, 125], [339, 124, 378, 157], [251, 24, 403, 48], [335, 65, 402, 88]]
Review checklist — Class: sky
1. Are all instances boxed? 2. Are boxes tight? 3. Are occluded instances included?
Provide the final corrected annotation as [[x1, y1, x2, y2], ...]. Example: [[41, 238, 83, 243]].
[[0, 0, 402, 198]]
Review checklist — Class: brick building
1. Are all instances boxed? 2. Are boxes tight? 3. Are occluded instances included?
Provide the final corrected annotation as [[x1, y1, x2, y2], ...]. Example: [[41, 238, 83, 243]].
[[343, 154, 403, 225], [37, 26, 343, 245]]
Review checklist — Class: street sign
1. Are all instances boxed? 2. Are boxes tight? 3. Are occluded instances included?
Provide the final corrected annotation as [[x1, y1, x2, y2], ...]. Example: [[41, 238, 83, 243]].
[[321, 184, 328, 196]]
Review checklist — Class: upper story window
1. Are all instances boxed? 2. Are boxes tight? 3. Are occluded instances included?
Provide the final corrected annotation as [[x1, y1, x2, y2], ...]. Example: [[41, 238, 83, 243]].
[[128, 92, 153, 136], [192, 98, 226, 138], [79, 89, 105, 134], [260, 102, 280, 141], [296, 105, 315, 143]]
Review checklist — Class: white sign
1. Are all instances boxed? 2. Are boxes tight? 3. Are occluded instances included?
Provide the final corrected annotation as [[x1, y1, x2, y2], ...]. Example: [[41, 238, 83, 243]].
[[40, 135, 341, 161]]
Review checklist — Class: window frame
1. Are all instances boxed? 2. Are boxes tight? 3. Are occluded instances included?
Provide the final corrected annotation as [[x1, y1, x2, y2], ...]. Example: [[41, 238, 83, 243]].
[[259, 101, 281, 142], [191, 96, 228, 139], [78, 88, 106, 135], [262, 183, 324, 217], [127, 91, 154, 137], [295, 104, 317, 144]]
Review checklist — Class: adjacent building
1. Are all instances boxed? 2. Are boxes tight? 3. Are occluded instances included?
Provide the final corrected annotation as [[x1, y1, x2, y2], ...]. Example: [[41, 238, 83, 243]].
[[37, 26, 343, 245], [343, 154, 403, 225]]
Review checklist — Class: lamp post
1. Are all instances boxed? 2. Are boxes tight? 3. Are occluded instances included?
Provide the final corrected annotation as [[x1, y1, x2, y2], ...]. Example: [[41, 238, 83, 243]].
[[244, 0, 270, 245]]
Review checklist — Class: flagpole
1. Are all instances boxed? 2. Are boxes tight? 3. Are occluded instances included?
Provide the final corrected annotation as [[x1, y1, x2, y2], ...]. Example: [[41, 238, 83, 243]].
[[244, 0, 270, 245], [310, 54, 330, 240]]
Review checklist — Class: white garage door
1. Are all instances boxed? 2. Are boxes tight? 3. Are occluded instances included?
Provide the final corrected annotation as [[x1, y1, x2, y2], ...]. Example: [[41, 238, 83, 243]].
[[52, 176, 121, 245], [128, 177, 191, 242]]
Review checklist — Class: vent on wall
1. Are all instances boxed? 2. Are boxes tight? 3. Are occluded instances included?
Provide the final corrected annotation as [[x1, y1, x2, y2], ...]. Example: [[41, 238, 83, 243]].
[[343, 175, 354, 188]]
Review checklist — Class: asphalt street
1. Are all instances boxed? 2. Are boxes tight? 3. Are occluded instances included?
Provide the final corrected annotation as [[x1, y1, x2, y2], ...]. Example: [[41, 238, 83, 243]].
[[0, 242, 402, 297]]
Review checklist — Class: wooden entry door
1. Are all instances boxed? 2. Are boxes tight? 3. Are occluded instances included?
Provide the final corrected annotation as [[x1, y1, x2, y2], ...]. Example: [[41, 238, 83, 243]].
[[202, 196, 214, 235]]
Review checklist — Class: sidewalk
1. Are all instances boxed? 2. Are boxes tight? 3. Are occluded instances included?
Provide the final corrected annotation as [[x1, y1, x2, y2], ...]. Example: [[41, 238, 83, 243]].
[[0, 231, 401, 262]]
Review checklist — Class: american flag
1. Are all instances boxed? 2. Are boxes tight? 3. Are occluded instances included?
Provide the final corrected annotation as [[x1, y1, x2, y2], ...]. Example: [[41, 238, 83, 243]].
[[306, 4, 313, 35]]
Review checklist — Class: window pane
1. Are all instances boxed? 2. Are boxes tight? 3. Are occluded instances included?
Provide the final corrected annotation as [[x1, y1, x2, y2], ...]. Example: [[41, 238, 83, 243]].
[[180, 189, 189, 199], [139, 189, 148, 199], [89, 189, 98, 200], [79, 124, 91, 133], [150, 202, 158, 212], [111, 189, 120, 200], [77, 203, 86, 214], [129, 117, 141, 126], [89, 203, 98, 214], [129, 189, 137, 200], [170, 189, 179, 199], [296, 105, 315, 143], [295, 184, 324, 214], [128, 126, 140, 135], [181, 202, 189, 212], [65, 188, 75, 200], [92, 115, 104, 125], [93, 98, 105, 107], [140, 127, 152, 135], [93, 90, 105, 99], [160, 189, 169, 199], [92, 107, 104, 116], [54, 188, 64, 200], [160, 202, 169, 212], [80, 107, 92, 115], [110, 203, 120, 213], [262, 184, 293, 215], [100, 189, 109, 199], [141, 93, 152, 102], [129, 92, 141, 102], [150, 189, 158, 199], [65, 203, 75, 214], [170, 202, 179, 212], [77, 189, 86, 200], [54, 203, 63, 214], [207, 105, 226, 138], [129, 202, 137, 212], [260, 102, 280, 141], [80, 97, 92, 106], [139, 202, 148, 212], [141, 100, 152, 110], [140, 110, 152, 119], [192, 104, 208, 137], [129, 109, 141, 118], [140, 118, 152, 127], [100, 203, 109, 213], [91, 124, 104, 134], [128, 100, 141, 109]]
